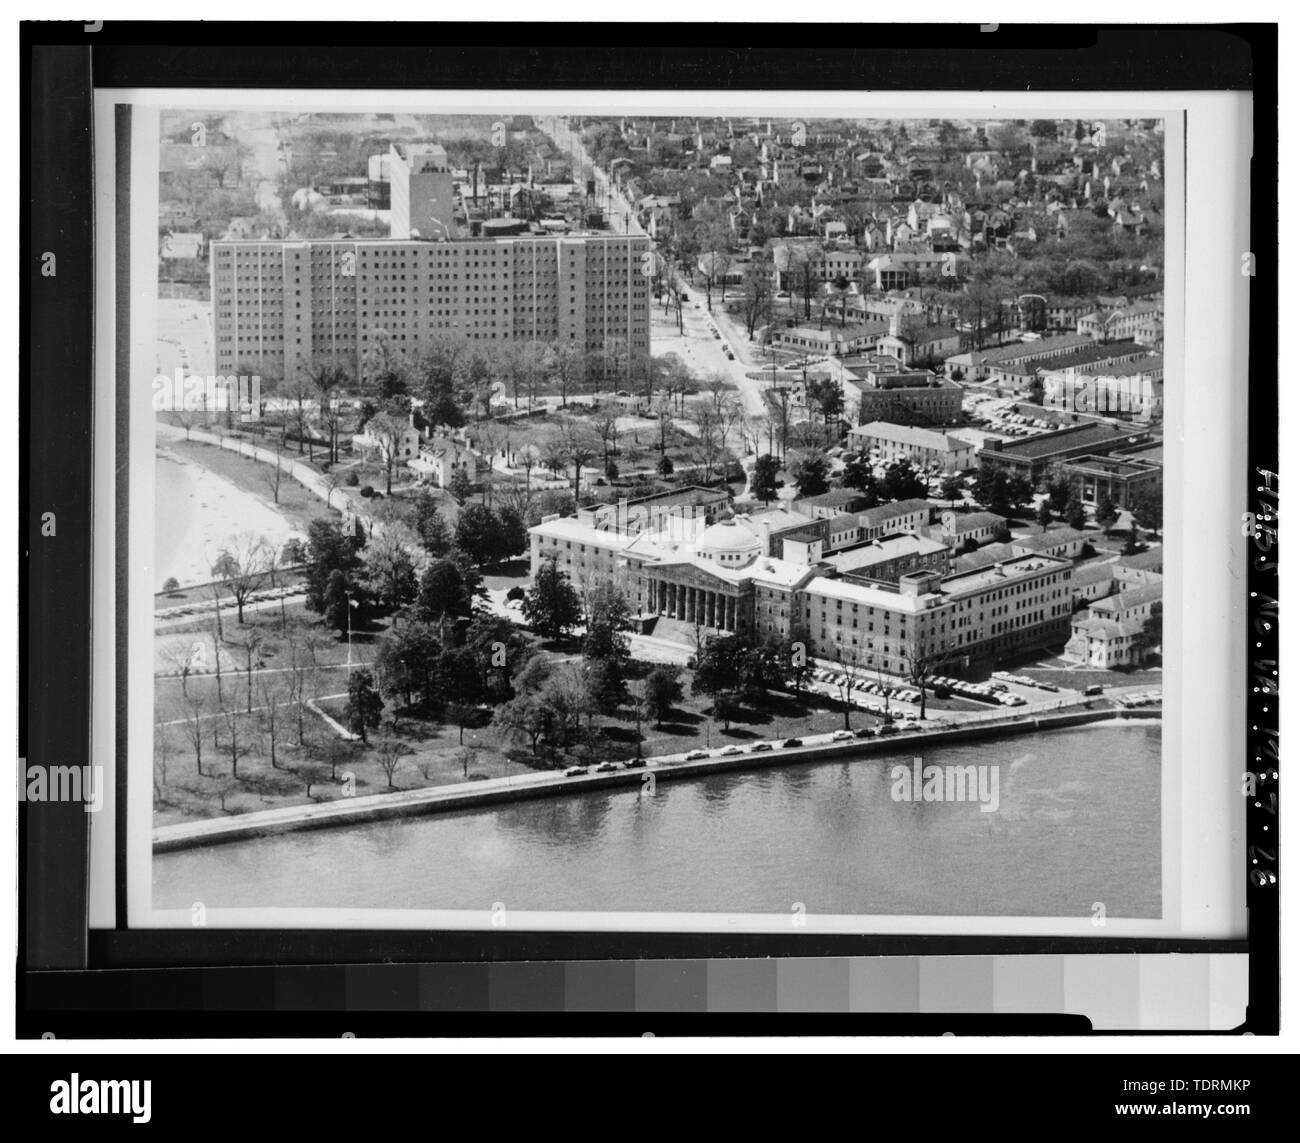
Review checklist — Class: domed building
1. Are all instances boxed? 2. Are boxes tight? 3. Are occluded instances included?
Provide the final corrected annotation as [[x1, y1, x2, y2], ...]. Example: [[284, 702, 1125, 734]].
[[695, 520, 761, 568]]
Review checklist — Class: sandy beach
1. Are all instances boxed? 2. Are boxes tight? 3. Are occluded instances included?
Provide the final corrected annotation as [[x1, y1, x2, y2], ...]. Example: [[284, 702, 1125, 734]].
[[154, 445, 306, 591]]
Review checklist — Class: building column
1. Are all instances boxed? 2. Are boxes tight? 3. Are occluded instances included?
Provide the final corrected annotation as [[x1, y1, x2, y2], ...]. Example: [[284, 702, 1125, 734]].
[[689, 587, 699, 625], [727, 596, 736, 631], [676, 584, 686, 620]]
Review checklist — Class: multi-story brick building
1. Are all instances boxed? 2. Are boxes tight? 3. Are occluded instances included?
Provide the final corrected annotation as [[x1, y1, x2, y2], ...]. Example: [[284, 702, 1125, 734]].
[[210, 231, 651, 384], [528, 500, 1073, 674]]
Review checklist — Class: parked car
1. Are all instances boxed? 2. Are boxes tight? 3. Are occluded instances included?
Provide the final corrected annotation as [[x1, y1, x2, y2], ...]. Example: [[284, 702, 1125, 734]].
[[832, 730, 855, 742], [564, 766, 588, 777], [782, 738, 803, 748], [719, 745, 743, 757], [854, 727, 875, 739], [595, 761, 620, 773], [749, 742, 773, 753], [1084, 684, 1104, 696], [684, 749, 709, 761], [877, 723, 899, 736], [622, 757, 647, 768]]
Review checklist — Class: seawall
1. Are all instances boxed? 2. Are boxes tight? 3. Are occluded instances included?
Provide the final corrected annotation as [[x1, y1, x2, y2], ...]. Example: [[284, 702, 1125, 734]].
[[153, 707, 1159, 854]]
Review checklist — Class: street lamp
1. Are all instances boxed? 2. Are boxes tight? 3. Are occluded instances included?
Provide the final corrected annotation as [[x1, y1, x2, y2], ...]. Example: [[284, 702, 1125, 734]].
[[345, 589, 359, 668]]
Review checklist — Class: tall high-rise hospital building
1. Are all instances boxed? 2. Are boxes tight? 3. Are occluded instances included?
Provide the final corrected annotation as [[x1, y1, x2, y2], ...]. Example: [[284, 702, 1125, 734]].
[[210, 141, 651, 383]]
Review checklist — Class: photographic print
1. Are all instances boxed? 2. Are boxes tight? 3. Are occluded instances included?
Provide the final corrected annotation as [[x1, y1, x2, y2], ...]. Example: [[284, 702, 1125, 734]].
[[129, 97, 1175, 931]]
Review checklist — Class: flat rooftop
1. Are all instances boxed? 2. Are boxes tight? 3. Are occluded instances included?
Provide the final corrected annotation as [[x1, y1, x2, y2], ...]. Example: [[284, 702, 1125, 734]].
[[981, 423, 1148, 461]]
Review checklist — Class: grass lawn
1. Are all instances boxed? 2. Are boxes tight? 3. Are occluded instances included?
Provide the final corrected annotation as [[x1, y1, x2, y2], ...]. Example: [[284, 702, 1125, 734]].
[[152, 624, 901, 824]]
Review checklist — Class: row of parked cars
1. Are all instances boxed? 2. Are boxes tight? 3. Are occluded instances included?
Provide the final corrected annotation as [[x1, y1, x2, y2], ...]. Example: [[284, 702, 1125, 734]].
[[564, 720, 936, 776], [1117, 690, 1162, 708], [810, 668, 922, 706], [932, 675, 1027, 707], [992, 670, 1059, 693]]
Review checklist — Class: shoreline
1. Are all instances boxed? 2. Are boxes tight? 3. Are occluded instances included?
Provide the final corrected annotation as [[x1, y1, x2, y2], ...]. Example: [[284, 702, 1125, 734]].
[[153, 708, 1160, 854]]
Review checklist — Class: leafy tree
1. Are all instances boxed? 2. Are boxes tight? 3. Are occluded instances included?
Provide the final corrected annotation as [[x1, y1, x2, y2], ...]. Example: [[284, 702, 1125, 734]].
[[411, 490, 453, 556], [1065, 495, 1088, 531], [497, 505, 528, 558], [364, 530, 420, 613], [751, 454, 782, 504], [304, 518, 363, 613], [1095, 494, 1120, 534], [642, 664, 684, 727], [657, 454, 675, 478], [493, 692, 552, 757], [582, 581, 632, 669], [1136, 602, 1163, 658], [454, 503, 507, 566], [1047, 475, 1073, 516], [521, 557, 582, 642], [939, 475, 964, 508], [880, 460, 928, 502], [736, 638, 791, 703], [345, 667, 384, 744], [465, 613, 532, 702], [790, 452, 830, 497], [323, 569, 357, 636], [373, 622, 443, 712], [1035, 500, 1054, 531], [710, 690, 742, 732], [841, 453, 880, 503], [1129, 484, 1163, 535], [806, 377, 845, 425], [692, 634, 745, 699], [440, 646, 485, 743], [1005, 475, 1034, 515], [416, 558, 474, 635], [583, 657, 627, 710]]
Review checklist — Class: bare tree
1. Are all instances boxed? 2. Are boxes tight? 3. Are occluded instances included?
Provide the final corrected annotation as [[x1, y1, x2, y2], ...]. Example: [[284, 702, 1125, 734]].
[[541, 431, 569, 479], [560, 422, 600, 497], [590, 401, 622, 472], [220, 705, 249, 779], [260, 442, 285, 504], [376, 736, 413, 790], [455, 743, 480, 780], [365, 410, 406, 495], [258, 675, 286, 769], [310, 363, 346, 464], [177, 694, 207, 776], [548, 340, 584, 408], [212, 533, 272, 624], [285, 374, 316, 457], [153, 724, 172, 800], [163, 640, 198, 698]]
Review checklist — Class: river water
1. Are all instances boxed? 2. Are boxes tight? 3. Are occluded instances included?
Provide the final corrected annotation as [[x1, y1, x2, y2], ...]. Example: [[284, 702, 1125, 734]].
[[153, 723, 1161, 918]]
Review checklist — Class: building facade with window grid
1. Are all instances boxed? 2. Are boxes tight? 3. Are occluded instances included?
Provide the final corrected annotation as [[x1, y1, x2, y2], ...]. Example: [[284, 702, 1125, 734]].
[[210, 233, 652, 383]]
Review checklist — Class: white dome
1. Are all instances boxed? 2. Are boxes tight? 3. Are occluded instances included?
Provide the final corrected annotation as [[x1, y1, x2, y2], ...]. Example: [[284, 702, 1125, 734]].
[[696, 521, 761, 566]]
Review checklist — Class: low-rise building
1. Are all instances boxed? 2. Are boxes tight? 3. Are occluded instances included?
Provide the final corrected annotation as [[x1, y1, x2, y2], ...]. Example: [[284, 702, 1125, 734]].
[[977, 423, 1153, 482], [1060, 453, 1162, 509], [824, 531, 950, 583], [855, 497, 933, 541], [1069, 561, 1116, 608], [846, 357, 963, 427], [1112, 545, 1163, 586], [793, 488, 875, 520], [770, 320, 891, 358], [849, 421, 975, 473], [1010, 527, 1090, 560], [1062, 575, 1162, 667], [930, 510, 1008, 549]]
